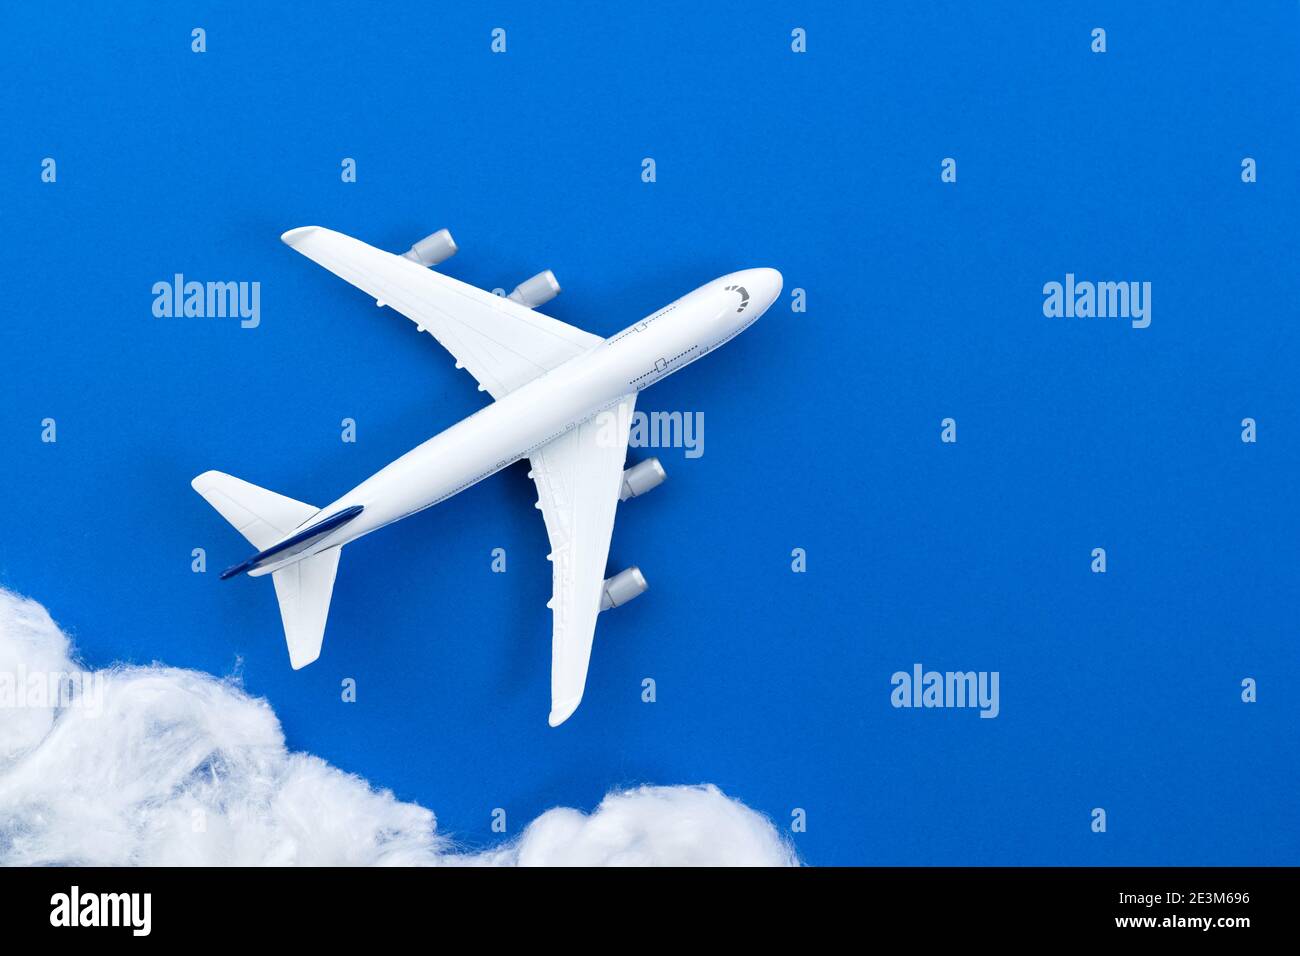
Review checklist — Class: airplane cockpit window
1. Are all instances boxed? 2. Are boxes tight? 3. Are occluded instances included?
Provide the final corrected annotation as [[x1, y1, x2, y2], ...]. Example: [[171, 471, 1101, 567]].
[[724, 284, 750, 313]]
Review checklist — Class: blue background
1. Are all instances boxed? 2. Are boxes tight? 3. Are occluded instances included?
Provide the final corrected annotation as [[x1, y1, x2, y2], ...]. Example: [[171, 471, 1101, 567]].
[[1, 2, 1297, 865]]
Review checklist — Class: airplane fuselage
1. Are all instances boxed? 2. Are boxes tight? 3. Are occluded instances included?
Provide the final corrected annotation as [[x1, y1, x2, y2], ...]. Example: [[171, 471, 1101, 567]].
[[245, 267, 781, 577]]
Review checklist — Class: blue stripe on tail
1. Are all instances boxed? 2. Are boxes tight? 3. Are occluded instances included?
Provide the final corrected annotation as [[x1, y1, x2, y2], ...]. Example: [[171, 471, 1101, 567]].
[[220, 505, 364, 579]]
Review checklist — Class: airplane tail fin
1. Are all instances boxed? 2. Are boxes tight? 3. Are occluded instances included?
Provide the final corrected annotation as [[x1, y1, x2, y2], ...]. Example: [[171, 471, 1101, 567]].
[[191, 470, 339, 669]]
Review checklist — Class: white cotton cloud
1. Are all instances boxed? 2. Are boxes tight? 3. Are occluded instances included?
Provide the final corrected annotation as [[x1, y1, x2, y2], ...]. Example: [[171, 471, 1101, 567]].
[[0, 589, 795, 867], [471, 785, 798, 866]]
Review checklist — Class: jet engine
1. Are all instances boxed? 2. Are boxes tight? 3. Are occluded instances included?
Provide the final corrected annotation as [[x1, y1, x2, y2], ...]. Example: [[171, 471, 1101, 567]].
[[620, 458, 666, 501], [600, 567, 648, 611], [402, 229, 458, 267], [508, 270, 561, 308]]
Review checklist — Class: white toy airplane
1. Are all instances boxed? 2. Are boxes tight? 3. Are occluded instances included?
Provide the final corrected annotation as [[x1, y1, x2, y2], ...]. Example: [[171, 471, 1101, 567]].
[[193, 226, 781, 726]]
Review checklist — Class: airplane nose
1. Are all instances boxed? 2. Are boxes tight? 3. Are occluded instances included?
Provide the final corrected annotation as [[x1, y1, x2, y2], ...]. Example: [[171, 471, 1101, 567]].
[[750, 268, 783, 313]]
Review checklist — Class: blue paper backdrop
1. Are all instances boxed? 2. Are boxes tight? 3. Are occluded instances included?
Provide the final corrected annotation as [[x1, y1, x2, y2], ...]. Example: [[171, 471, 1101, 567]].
[[1, 2, 1296, 864]]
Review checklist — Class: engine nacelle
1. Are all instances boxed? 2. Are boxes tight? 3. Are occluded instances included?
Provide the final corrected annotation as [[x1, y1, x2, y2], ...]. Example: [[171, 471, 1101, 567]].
[[508, 269, 561, 308], [600, 566, 648, 611], [402, 229, 458, 267], [620, 458, 666, 501]]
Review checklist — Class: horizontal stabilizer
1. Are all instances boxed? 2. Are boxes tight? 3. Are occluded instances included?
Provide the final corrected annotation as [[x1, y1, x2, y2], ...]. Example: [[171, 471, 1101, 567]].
[[192, 470, 317, 551], [192, 469, 342, 669], [272, 547, 342, 669]]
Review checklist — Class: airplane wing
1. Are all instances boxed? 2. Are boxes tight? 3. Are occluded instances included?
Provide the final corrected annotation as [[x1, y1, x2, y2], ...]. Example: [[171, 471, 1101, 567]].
[[281, 226, 601, 399], [529, 394, 637, 726]]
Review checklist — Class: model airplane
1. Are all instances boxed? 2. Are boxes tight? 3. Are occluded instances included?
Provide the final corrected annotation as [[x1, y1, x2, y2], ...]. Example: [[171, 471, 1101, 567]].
[[193, 226, 781, 725]]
